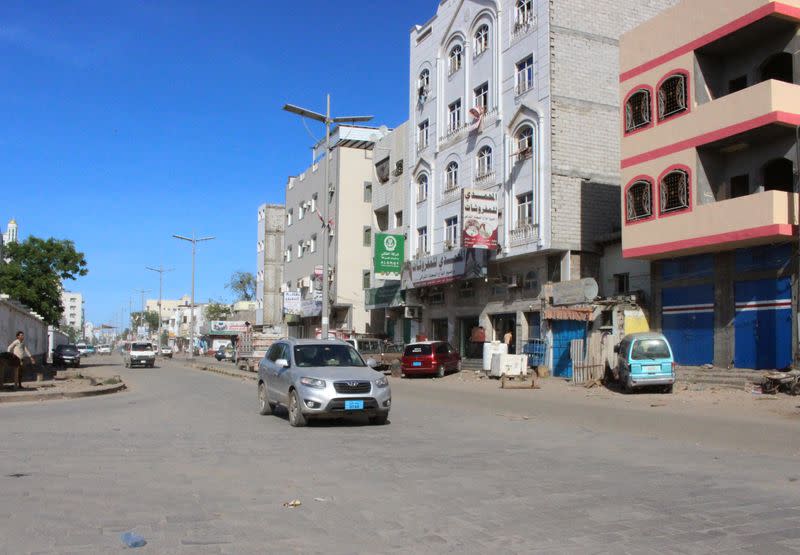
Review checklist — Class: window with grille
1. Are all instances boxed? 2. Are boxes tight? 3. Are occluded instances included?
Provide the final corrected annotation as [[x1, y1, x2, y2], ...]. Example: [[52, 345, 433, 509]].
[[474, 82, 489, 111], [418, 69, 430, 101], [417, 174, 428, 201], [516, 0, 533, 27], [445, 217, 458, 246], [516, 125, 534, 159], [363, 182, 372, 202], [449, 45, 463, 75], [363, 227, 372, 246], [516, 56, 534, 94], [626, 180, 653, 222], [417, 226, 428, 255], [660, 170, 689, 214], [477, 146, 492, 176], [395, 211, 403, 228], [474, 25, 489, 56], [517, 192, 533, 227], [418, 120, 429, 148], [625, 89, 651, 132], [363, 271, 371, 290], [658, 74, 688, 120], [448, 99, 462, 133], [310, 234, 316, 253], [445, 161, 458, 190]]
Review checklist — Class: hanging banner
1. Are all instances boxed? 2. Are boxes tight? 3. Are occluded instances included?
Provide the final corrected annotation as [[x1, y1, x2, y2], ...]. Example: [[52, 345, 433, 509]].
[[283, 291, 302, 315], [374, 233, 405, 281], [461, 188, 499, 249], [401, 248, 488, 289]]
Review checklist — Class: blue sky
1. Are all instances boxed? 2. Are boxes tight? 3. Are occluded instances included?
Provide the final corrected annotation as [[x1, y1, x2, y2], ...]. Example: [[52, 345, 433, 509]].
[[0, 0, 434, 327]]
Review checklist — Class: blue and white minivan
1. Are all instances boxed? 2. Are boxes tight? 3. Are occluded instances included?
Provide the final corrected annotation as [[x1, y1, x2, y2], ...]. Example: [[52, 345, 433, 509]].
[[613, 332, 675, 393]]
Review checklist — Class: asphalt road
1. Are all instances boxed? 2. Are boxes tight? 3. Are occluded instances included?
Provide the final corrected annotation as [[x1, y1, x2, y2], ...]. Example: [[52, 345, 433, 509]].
[[0, 357, 798, 554]]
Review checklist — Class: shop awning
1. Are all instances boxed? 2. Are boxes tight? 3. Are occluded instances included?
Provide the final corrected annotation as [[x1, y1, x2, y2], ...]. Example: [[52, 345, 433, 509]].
[[543, 306, 594, 321]]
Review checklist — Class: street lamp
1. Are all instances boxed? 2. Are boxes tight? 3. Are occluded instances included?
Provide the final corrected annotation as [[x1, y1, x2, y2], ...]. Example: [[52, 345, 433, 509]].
[[173, 233, 215, 358], [283, 95, 373, 339], [133, 288, 151, 338], [146, 265, 174, 353]]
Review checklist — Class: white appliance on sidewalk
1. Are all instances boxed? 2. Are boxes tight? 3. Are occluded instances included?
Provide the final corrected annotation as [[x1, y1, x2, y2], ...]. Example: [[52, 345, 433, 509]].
[[489, 354, 529, 378], [482, 341, 508, 371]]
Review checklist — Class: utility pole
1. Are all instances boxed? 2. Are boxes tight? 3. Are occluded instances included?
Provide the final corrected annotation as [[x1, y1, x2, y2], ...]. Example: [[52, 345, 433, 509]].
[[146, 265, 174, 353], [173, 232, 215, 358], [133, 289, 151, 340], [283, 96, 373, 339]]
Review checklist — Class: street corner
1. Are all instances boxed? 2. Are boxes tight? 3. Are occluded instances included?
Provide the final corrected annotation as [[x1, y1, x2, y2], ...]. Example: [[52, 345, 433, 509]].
[[0, 370, 127, 404]]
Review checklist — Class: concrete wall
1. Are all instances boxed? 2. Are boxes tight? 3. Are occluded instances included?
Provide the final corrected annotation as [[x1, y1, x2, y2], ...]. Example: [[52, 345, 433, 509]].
[[0, 296, 48, 362], [256, 204, 285, 326]]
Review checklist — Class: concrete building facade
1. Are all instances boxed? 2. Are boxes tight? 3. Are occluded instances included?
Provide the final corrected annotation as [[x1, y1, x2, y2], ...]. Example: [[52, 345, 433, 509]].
[[283, 125, 383, 337], [255, 204, 285, 326], [620, 0, 800, 370], [404, 0, 675, 357], [60, 291, 84, 332]]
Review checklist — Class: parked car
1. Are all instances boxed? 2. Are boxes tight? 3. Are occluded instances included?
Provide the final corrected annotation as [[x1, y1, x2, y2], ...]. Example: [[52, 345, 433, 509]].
[[124, 342, 156, 368], [76, 343, 90, 356], [53, 344, 81, 368], [160, 346, 173, 358], [345, 337, 403, 372], [214, 345, 234, 362], [400, 341, 462, 378], [97, 345, 111, 355], [257, 338, 391, 427], [86, 345, 96, 355], [612, 332, 675, 393]]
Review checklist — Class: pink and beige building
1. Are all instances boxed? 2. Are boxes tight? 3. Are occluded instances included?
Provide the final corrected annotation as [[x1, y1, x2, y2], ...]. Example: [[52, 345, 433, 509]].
[[620, 0, 800, 370]]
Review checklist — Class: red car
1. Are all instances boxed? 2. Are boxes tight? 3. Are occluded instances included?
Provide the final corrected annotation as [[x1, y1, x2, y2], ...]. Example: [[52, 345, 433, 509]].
[[401, 341, 462, 378]]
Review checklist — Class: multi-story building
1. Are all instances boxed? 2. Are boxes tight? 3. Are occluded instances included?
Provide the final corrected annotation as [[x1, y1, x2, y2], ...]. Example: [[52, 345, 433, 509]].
[[365, 122, 410, 343], [146, 295, 191, 328], [283, 125, 384, 337], [404, 0, 675, 359], [2, 218, 18, 245], [255, 204, 285, 326], [60, 291, 84, 331], [620, 0, 800, 370]]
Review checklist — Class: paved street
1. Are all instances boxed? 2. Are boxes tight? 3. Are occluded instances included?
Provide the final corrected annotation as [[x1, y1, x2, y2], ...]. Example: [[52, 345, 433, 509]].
[[0, 358, 799, 554]]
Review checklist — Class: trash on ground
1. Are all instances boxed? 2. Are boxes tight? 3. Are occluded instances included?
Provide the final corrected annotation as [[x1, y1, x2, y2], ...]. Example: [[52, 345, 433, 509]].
[[283, 499, 302, 508], [313, 497, 328, 502], [120, 531, 147, 548], [650, 403, 666, 408]]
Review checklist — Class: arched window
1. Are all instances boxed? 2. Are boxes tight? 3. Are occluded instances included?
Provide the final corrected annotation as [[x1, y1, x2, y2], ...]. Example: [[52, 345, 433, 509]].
[[761, 52, 793, 84], [449, 44, 463, 75], [626, 179, 653, 222], [625, 89, 652, 132], [660, 169, 690, 214], [523, 270, 539, 291], [474, 25, 489, 56], [516, 0, 533, 27], [445, 162, 459, 191], [515, 125, 534, 160], [417, 174, 429, 202], [477, 146, 493, 177], [763, 158, 794, 193], [418, 69, 430, 101], [658, 73, 688, 120]]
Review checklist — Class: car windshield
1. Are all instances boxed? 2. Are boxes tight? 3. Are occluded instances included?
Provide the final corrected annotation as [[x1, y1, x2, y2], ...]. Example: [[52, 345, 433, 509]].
[[404, 344, 432, 356], [630, 339, 671, 360], [59, 345, 78, 353], [293, 344, 366, 368], [132, 343, 152, 351]]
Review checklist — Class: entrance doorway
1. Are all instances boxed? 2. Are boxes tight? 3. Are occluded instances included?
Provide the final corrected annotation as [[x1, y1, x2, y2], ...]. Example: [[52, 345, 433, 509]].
[[492, 313, 517, 354], [431, 318, 449, 342], [458, 316, 481, 358]]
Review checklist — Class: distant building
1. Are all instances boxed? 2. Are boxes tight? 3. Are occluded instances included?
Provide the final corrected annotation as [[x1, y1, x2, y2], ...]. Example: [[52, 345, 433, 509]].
[[60, 291, 84, 332], [146, 295, 191, 328], [256, 204, 285, 326], [2, 218, 18, 245]]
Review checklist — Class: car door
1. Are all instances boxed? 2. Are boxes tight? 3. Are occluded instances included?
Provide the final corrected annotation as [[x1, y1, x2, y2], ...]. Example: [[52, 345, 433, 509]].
[[273, 343, 293, 403], [261, 343, 284, 402], [447, 343, 459, 370]]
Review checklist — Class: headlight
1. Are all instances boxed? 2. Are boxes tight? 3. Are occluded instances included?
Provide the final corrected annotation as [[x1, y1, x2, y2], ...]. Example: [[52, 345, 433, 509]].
[[374, 376, 389, 388], [299, 377, 326, 389]]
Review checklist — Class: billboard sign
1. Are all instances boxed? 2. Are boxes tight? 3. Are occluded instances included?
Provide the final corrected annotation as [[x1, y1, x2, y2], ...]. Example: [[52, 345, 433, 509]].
[[401, 248, 488, 289], [374, 233, 404, 281], [209, 321, 249, 333], [283, 291, 302, 315], [461, 189, 499, 249]]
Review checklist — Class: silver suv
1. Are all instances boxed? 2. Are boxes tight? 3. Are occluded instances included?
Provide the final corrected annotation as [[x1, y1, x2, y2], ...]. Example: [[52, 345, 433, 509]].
[[257, 338, 391, 427]]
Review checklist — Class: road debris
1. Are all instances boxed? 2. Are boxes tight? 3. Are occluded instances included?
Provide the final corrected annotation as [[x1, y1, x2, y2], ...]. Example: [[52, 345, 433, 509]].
[[283, 499, 302, 508], [120, 531, 147, 548]]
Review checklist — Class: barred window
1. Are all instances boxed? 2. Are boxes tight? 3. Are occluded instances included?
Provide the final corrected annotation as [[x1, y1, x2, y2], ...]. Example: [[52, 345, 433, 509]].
[[417, 174, 429, 202], [477, 146, 493, 176], [474, 25, 489, 56], [626, 180, 652, 222], [445, 161, 458, 190], [625, 89, 651, 132], [658, 74, 688, 120], [516, 125, 534, 157], [661, 170, 689, 214], [449, 45, 463, 75]]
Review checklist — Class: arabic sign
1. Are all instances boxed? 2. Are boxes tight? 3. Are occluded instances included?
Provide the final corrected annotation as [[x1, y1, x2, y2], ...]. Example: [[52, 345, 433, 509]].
[[401, 248, 488, 289], [462, 188, 499, 249], [374, 233, 404, 281], [301, 298, 322, 317], [365, 283, 406, 309], [209, 321, 249, 333], [283, 291, 302, 315]]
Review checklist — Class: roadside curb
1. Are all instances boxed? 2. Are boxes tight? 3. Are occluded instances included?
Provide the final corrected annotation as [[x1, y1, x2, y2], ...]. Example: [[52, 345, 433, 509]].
[[0, 382, 127, 404], [186, 362, 257, 381]]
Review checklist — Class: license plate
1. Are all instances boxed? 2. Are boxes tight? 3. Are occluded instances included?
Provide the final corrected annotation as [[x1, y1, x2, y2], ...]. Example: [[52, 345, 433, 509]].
[[412, 361, 422, 367], [644, 365, 660, 373], [344, 400, 364, 410]]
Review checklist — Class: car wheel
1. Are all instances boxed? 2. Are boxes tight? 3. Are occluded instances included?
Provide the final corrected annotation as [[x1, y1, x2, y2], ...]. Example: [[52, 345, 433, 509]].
[[288, 390, 307, 427], [258, 382, 272, 415], [436, 365, 445, 379], [124, 360, 129, 368], [369, 413, 389, 426], [663, 384, 673, 394]]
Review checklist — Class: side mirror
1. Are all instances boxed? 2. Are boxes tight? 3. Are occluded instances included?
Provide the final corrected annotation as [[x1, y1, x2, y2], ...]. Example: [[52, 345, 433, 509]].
[[275, 358, 290, 368], [366, 358, 378, 368], [613, 345, 620, 354]]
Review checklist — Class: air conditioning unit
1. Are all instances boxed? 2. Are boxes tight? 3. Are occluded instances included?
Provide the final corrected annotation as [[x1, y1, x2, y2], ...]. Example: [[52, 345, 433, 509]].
[[404, 306, 422, 319]]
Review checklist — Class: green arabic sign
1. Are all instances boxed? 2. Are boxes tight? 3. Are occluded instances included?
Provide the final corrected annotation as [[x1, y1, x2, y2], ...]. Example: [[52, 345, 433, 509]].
[[365, 284, 405, 309], [374, 233, 404, 281]]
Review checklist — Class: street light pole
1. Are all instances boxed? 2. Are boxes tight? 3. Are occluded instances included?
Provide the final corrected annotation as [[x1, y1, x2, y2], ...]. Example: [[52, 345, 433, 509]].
[[133, 288, 151, 339], [146, 265, 174, 353], [283, 96, 373, 339], [173, 232, 215, 358]]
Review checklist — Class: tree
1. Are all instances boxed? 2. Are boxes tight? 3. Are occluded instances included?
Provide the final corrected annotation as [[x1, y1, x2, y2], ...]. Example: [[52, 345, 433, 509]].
[[60, 324, 81, 343], [0, 237, 88, 325], [226, 271, 256, 302], [130, 311, 159, 332], [205, 301, 232, 321]]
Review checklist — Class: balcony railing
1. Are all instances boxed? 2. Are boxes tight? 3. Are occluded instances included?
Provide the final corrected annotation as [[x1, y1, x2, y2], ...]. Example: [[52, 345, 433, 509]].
[[509, 223, 539, 247], [441, 185, 461, 205], [475, 170, 497, 188], [512, 17, 534, 41]]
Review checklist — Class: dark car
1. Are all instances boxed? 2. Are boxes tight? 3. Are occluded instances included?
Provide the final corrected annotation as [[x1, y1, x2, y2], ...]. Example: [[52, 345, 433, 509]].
[[400, 341, 461, 378], [53, 344, 81, 368], [215, 345, 234, 362]]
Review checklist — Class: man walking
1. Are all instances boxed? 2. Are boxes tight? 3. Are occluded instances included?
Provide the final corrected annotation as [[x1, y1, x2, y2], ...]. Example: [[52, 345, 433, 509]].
[[6, 331, 33, 388]]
